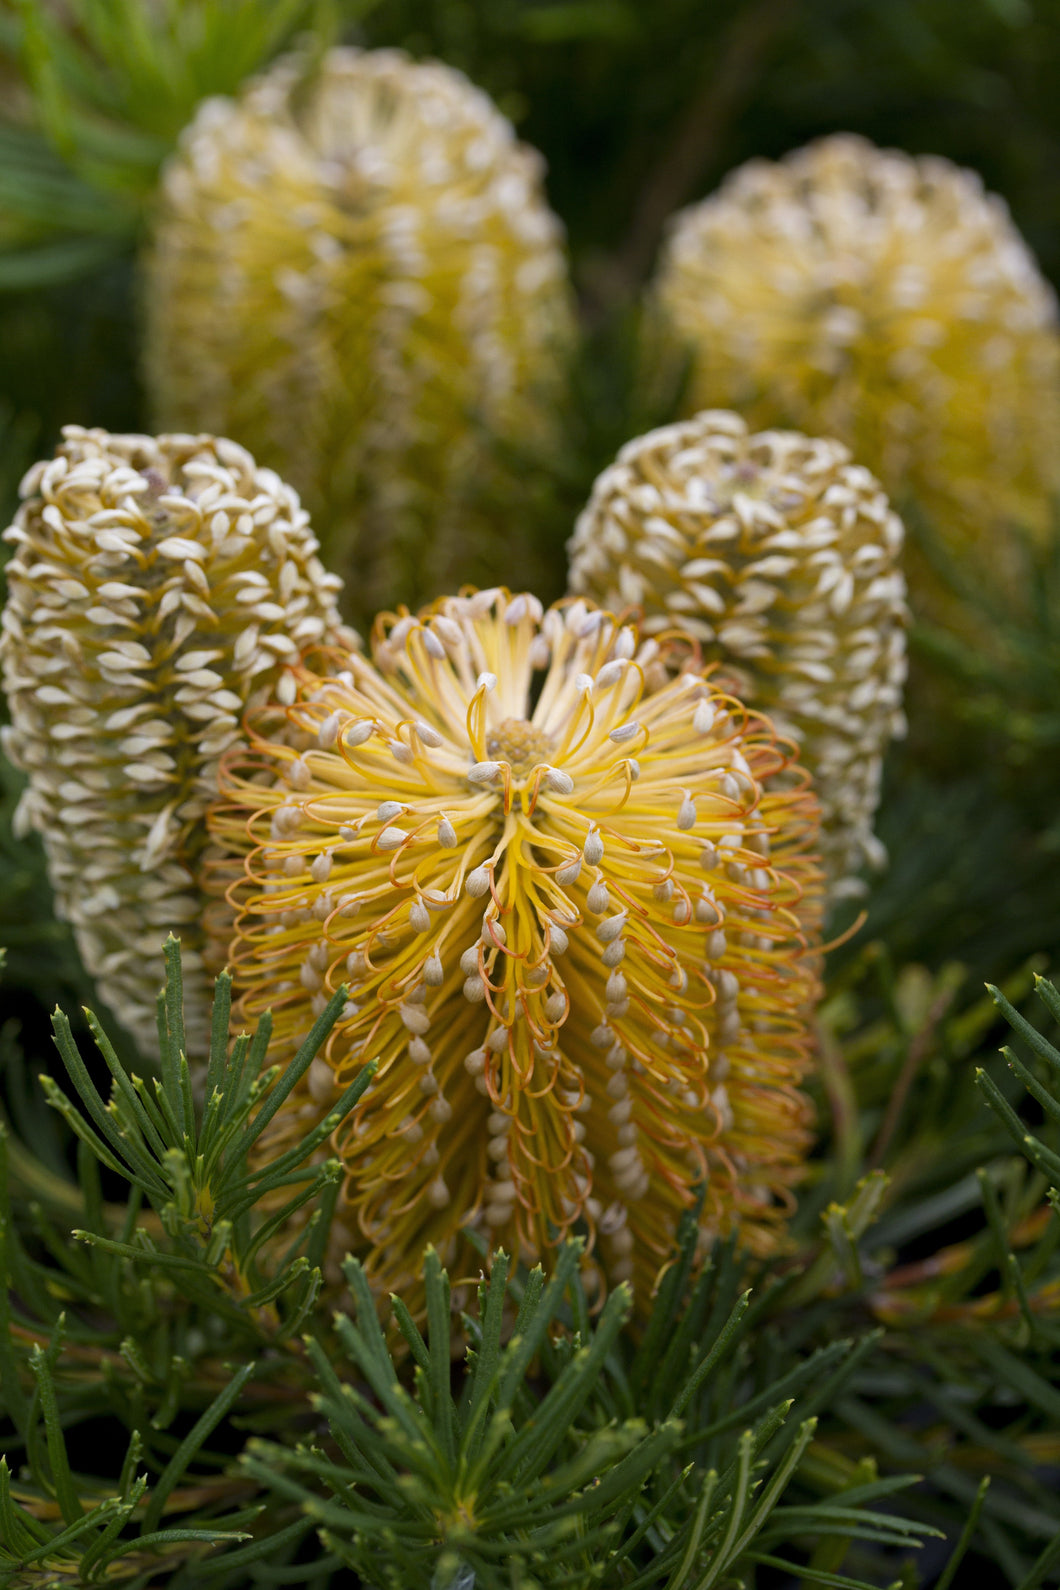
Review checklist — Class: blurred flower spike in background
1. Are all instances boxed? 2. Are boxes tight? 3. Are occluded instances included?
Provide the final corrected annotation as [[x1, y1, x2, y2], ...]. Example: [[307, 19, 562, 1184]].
[[145, 45, 576, 620], [649, 134, 1060, 624]]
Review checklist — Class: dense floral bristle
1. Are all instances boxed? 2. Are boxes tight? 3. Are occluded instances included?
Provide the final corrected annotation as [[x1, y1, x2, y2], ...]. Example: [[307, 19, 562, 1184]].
[[145, 47, 576, 615], [207, 589, 823, 1303], [649, 134, 1060, 613], [0, 427, 355, 1049], [568, 411, 908, 894]]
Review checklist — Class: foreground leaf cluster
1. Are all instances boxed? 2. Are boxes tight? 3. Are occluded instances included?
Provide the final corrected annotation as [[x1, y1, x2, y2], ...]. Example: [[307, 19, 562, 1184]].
[[0, 941, 1059, 1586]]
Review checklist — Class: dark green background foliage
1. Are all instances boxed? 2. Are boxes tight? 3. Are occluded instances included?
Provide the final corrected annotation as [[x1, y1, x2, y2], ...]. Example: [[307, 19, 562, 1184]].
[[2, 3, 1060, 1586]]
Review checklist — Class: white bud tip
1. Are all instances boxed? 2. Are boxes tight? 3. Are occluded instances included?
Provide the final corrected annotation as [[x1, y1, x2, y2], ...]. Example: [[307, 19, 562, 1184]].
[[583, 828, 604, 866], [468, 760, 503, 783], [466, 866, 491, 897], [310, 852, 333, 884], [587, 880, 610, 914], [398, 1003, 431, 1034], [693, 700, 715, 734], [594, 661, 625, 689], [597, 912, 627, 944]]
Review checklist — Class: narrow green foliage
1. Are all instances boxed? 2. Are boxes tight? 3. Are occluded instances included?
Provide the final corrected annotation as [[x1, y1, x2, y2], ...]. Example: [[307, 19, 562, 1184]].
[[0, 942, 374, 1585], [791, 958, 1060, 1582], [0, 0, 339, 281], [44, 937, 375, 1311], [7, 939, 1058, 1585], [244, 1233, 933, 1589], [910, 519, 1060, 821]]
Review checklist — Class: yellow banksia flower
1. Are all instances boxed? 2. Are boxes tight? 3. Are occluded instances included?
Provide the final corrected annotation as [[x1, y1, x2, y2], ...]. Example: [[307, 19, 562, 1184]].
[[0, 427, 355, 1051], [206, 588, 823, 1304], [144, 47, 576, 619], [649, 134, 1060, 613], [568, 411, 908, 894]]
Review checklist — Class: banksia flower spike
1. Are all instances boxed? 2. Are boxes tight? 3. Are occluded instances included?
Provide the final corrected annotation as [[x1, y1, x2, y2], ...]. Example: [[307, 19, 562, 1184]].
[[207, 589, 823, 1304], [145, 47, 576, 619], [649, 134, 1060, 614], [568, 412, 908, 894], [0, 427, 355, 1051]]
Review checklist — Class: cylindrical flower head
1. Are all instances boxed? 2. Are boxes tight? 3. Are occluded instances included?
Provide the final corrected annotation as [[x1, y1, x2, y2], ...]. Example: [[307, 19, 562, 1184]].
[[144, 47, 575, 618], [0, 426, 355, 1051], [207, 589, 823, 1303], [568, 412, 908, 894], [649, 134, 1060, 611]]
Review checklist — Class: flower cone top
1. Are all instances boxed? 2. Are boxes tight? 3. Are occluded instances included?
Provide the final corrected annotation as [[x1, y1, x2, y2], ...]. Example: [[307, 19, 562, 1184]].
[[650, 134, 1060, 602], [0, 427, 354, 1050], [208, 590, 823, 1303], [144, 47, 575, 615], [568, 411, 908, 894]]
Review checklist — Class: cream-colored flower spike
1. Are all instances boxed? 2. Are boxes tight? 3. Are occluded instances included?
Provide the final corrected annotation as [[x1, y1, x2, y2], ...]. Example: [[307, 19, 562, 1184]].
[[568, 411, 908, 894], [0, 427, 356, 1051], [144, 47, 575, 616], [649, 135, 1060, 613]]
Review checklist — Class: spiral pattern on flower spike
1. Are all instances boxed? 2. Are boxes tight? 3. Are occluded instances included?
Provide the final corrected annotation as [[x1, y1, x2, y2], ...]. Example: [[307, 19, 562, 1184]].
[[648, 134, 1060, 616], [568, 411, 908, 895], [0, 427, 356, 1052], [144, 47, 576, 619], [206, 589, 823, 1304]]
